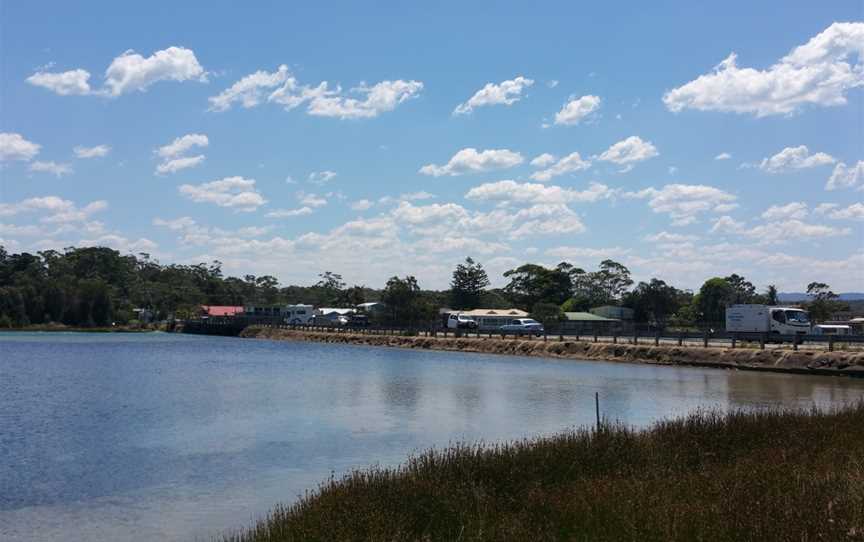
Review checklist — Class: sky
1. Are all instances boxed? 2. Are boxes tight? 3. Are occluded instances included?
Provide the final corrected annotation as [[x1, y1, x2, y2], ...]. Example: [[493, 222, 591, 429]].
[[1, 1, 862, 292]]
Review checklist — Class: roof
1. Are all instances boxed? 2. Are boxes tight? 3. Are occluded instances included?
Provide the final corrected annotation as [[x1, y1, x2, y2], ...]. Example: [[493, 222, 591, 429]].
[[460, 308, 530, 317], [564, 312, 620, 322], [318, 308, 356, 315], [201, 305, 244, 317]]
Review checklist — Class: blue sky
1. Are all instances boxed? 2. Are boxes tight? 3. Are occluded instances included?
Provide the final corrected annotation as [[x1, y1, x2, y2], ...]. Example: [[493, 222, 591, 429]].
[[1, 1, 862, 291]]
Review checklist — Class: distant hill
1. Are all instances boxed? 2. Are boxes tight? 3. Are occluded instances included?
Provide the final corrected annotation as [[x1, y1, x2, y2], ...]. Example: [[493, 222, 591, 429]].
[[778, 292, 864, 302]]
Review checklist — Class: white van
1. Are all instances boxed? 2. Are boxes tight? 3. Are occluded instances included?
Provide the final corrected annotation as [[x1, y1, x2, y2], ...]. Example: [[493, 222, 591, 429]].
[[446, 313, 478, 330]]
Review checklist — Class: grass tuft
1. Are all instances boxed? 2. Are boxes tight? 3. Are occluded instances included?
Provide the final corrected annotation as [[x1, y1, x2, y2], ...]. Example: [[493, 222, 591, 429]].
[[220, 404, 864, 541]]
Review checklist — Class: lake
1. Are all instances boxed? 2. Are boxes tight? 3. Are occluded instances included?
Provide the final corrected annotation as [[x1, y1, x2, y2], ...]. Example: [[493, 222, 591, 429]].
[[2, 331, 863, 541]]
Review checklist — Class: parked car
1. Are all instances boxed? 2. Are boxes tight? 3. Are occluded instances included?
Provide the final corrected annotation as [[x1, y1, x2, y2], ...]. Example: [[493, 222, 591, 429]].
[[499, 318, 544, 336], [446, 312, 478, 330]]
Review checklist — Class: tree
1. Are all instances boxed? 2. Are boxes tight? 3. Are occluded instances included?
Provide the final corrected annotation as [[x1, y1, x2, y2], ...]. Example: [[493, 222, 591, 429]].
[[530, 302, 563, 328], [804, 282, 846, 323], [449, 257, 490, 310], [765, 284, 779, 306], [381, 275, 423, 326], [724, 273, 756, 304], [569, 260, 633, 308], [696, 277, 734, 325], [503, 263, 573, 309], [315, 271, 345, 306], [624, 279, 681, 326]]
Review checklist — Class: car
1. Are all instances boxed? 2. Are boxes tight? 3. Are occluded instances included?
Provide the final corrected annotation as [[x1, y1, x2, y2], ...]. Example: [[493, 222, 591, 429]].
[[446, 313, 478, 330], [499, 318, 544, 336]]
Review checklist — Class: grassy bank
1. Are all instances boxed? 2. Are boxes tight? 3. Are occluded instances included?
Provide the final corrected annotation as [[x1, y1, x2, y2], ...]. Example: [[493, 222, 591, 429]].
[[221, 404, 864, 541]]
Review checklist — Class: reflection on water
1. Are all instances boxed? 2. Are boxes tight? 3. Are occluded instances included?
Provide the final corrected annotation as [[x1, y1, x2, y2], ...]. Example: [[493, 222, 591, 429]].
[[1, 332, 863, 541]]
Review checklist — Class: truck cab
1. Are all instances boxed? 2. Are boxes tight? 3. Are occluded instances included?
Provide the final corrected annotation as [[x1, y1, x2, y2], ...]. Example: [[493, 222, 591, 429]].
[[769, 308, 810, 335]]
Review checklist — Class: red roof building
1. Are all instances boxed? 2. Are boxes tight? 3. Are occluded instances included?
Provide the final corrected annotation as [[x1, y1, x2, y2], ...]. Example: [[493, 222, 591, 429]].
[[200, 305, 244, 317]]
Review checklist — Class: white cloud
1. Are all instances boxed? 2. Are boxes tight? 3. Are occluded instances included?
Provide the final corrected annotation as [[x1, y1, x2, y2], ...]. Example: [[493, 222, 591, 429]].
[[0, 196, 107, 225], [79, 234, 158, 253], [711, 214, 851, 243], [0, 133, 40, 162], [73, 144, 111, 159], [758, 145, 835, 173], [643, 231, 700, 243], [826, 161, 864, 190], [761, 202, 808, 220], [208, 64, 293, 112], [350, 199, 374, 211], [156, 133, 209, 159], [715, 152, 732, 160], [155, 134, 208, 175], [308, 170, 337, 185], [663, 22, 864, 116], [28, 46, 206, 97], [152, 216, 197, 230], [545, 246, 630, 260], [626, 184, 737, 226], [529, 152, 591, 181], [554, 95, 601, 125], [510, 205, 586, 239], [156, 155, 205, 175], [297, 192, 328, 208], [453, 76, 534, 115], [466, 180, 614, 206], [26, 69, 93, 95], [179, 176, 266, 212], [307, 80, 423, 119], [596, 136, 658, 168], [814, 203, 839, 215], [104, 46, 206, 96], [419, 148, 523, 177], [827, 202, 864, 221], [29, 161, 73, 177], [265, 207, 314, 218], [530, 153, 556, 167]]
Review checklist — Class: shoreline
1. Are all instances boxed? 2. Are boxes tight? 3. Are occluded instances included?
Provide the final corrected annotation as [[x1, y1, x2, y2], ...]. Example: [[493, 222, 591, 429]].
[[240, 326, 864, 377]]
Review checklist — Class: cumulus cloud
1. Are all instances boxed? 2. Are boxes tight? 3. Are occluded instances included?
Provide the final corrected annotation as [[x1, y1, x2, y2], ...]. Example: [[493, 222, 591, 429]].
[[73, 144, 111, 159], [265, 207, 314, 218], [554, 95, 601, 125], [209, 64, 423, 119], [179, 176, 266, 212], [596, 136, 658, 170], [663, 22, 864, 116], [26, 69, 93, 95], [308, 170, 337, 185], [643, 231, 700, 243], [0, 133, 40, 161], [419, 148, 523, 177], [530, 153, 556, 167], [155, 133, 208, 175], [545, 246, 630, 260], [826, 161, 864, 191], [29, 161, 73, 178], [761, 202, 808, 220], [79, 234, 158, 253], [712, 216, 851, 243], [757, 145, 836, 173], [297, 192, 328, 208], [466, 180, 614, 206], [0, 196, 107, 224], [826, 202, 864, 221], [453, 76, 534, 115], [27, 46, 205, 97], [715, 152, 732, 160], [350, 199, 374, 211], [529, 152, 591, 181], [156, 155, 205, 175], [626, 184, 737, 226]]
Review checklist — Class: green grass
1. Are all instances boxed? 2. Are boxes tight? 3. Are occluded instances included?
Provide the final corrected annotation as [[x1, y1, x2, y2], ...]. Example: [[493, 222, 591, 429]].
[[221, 405, 864, 541]]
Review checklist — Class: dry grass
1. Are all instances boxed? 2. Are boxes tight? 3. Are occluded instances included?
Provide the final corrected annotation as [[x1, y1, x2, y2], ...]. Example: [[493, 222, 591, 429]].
[[220, 404, 864, 541]]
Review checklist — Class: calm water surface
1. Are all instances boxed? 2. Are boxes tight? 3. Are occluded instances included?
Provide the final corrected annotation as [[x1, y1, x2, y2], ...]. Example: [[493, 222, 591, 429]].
[[2, 331, 863, 541]]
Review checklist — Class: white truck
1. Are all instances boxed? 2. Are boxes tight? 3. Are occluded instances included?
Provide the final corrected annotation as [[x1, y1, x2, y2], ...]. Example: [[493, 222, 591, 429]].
[[282, 304, 315, 325], [725, 304, 811, 339]]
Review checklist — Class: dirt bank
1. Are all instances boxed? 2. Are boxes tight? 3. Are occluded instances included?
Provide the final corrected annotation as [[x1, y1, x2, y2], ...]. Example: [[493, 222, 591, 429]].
[[240, 327, 864, 377]]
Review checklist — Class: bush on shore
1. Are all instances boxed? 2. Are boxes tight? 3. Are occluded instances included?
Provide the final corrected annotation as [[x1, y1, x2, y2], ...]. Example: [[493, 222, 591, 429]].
[[221, 404, 864, 542]]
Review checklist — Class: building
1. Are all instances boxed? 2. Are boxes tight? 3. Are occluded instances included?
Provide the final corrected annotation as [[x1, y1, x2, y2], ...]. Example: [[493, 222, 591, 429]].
[[562, 312, 623, 334], [315, 307, 356, 324], [201, 305, 244, 318], [457, 308, 530, 331], [589, 305, 634, 320]]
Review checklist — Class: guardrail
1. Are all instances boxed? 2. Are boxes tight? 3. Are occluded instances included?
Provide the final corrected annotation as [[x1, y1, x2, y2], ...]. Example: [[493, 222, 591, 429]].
[[182, 317, 864, 352]]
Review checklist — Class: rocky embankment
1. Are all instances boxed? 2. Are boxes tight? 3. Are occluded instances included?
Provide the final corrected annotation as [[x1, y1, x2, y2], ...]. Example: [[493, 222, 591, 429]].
[[240, 327, 864, 377]]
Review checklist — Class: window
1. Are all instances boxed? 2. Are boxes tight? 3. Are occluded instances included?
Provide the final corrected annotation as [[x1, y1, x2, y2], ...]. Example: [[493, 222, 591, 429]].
[[772, 311, 786, 324]]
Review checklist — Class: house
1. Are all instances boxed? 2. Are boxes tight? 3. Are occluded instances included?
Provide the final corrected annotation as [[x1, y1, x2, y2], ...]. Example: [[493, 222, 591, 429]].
[[590, 305, 634, 320], [562, 311, 623, 333], [456, 308, 530, 331], [201, 305, 244, 318]]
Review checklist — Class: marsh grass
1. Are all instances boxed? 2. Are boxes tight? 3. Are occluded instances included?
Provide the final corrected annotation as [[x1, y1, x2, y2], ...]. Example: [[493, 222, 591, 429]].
[[221, 404, 864, 541]]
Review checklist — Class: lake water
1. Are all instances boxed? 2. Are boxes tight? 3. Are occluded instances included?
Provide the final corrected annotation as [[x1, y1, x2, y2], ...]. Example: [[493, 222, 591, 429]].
[[2, 331, 863, 541]]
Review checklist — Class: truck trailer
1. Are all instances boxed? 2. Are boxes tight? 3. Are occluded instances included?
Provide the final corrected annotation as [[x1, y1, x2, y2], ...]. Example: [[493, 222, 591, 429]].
[[725, 304, 811, 340]]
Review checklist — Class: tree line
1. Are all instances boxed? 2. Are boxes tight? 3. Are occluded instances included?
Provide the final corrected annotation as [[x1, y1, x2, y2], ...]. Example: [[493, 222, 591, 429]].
[[0, 246, 848, 328]]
